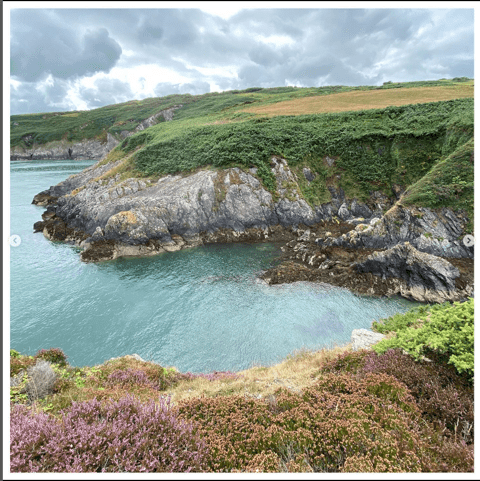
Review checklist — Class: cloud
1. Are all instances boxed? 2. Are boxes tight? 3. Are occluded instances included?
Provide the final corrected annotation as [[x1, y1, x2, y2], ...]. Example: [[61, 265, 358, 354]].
[[153, 81, 211, 98], [8, 7, 474, 115], [10, 77, 74, 114], [10, 9, 122, 82], [76, 77, 134, 109]]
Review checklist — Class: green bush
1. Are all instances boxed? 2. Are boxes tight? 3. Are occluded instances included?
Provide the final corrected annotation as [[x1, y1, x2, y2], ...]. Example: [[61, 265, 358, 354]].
[[373, 299, 474, 378]]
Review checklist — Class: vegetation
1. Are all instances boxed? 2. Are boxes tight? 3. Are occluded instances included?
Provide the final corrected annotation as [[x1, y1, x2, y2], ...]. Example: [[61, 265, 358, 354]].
[[372, 298, 474, 378], [10, 299, 474, 472], [10, 79, 474, 228]]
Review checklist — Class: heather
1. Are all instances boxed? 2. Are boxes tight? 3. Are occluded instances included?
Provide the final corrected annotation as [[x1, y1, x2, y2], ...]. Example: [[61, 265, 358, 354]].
[[10, 300, 474, 473], [10, 396, 207, 473]]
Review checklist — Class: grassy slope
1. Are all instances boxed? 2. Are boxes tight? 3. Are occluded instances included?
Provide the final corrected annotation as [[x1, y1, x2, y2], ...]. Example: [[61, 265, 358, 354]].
[[12, 78, 473, 229]]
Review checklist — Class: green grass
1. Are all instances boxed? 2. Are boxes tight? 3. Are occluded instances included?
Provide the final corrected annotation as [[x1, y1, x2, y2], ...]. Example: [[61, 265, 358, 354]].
[[10, 79, 474, 221], [11, 78, 472, 150], [128, 97, 472, 199], [402, 138, 474, 233]]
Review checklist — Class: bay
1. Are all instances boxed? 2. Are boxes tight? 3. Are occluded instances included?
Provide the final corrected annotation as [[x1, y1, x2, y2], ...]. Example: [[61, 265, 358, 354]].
[[10, 159, 420, 372]]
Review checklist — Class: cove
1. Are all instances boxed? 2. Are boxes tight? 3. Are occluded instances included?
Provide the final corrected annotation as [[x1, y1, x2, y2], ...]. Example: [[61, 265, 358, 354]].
[[10, 159, 420, 372]]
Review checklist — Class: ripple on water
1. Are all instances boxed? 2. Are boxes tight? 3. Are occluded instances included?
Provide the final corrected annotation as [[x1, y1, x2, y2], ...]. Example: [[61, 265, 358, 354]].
[[10, 159, 421, 371]]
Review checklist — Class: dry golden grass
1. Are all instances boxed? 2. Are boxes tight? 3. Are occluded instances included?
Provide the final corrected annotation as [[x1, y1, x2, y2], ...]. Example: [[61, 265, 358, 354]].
[[241, 85, 474, 117], [166, 343, 352, 404]]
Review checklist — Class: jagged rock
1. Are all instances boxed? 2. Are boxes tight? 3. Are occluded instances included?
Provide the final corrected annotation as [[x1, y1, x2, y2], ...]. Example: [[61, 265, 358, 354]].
[[350, 199, 373, 219], [303, 167, 315, 182], [355, 242, 460, 293], [337, 203, 352, 220], [351, 329, 385, 351], [326, 205, 473, 259]]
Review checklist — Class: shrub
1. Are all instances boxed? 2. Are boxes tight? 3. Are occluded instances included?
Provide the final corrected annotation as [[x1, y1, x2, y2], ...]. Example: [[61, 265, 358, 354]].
[[34, 348, 68, 367], [25, 360, 58, 402], [373, 299, 474, 378], [106, 368, 158, 389], [10, 395, 208, 473], [318, 348, 474, 443], [361, 349, 473, 442], [178, 372, 449, 472]]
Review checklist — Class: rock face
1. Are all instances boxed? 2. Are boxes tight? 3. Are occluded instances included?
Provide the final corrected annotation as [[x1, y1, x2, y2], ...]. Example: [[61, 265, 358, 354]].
[[10, 106, 182, 161], [318, 204, 473, 259], [11, 133, 120, 161], [351, 329, 386, 351], [355, 242, 465, 303], [31, 148, 473, 302], [355, 242, 460, 291]]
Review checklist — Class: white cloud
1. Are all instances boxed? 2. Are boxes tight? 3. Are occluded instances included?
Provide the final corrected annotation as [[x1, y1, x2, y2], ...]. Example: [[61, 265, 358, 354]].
[[196, 3, 245, 20], [256, 34, 295, 48]]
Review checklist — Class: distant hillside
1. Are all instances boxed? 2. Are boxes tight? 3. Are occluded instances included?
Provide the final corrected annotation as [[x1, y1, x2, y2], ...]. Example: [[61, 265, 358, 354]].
[[13, 78, 474, 231], [10, 78, 473, 150]]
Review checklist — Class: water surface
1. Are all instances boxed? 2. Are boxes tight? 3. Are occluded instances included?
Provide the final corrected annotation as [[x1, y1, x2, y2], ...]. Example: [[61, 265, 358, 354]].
[[10, 159, 420, 372]]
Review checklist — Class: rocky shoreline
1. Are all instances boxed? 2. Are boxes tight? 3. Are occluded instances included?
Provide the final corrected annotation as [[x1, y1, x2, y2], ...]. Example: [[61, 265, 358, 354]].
[[10, 106, 181, 161], [32, 154, 473, 303]]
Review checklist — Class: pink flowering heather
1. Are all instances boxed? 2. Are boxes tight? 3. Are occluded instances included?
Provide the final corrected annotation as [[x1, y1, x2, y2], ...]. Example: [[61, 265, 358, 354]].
[[106, 368, 158, 389], [11, 395, 207, 473]]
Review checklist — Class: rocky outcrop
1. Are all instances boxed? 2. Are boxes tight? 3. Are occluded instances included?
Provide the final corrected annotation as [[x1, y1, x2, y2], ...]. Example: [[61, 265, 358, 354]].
[[351, 329, 386, 351], [317, 204, 473, 259], [10, 133, 120, 161], [11, 106, 182, 161], [260, 227, 473, 303], [32, 151, 473, 302], [355, 242, 468, 303]]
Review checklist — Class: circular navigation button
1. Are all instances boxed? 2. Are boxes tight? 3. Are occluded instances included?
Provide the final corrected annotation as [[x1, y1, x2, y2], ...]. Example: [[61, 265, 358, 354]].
[[9, 235, 22, 247], [463, 235, 475, 247]]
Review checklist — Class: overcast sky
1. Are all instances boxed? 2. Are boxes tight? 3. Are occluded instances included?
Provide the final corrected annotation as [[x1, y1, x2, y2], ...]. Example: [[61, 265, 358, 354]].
[[8, 4, 475, 115]]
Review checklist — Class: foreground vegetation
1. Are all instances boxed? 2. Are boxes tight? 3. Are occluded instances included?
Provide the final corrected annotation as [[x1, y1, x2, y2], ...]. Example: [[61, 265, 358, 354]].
[[10, 298, 474, 472]]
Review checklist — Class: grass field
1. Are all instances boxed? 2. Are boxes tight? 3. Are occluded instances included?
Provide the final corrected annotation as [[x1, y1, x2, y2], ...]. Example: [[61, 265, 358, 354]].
[[240, 83, 474, 116]]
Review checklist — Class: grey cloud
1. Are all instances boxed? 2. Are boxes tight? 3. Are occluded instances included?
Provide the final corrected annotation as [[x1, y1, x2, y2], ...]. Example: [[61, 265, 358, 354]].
[[78, 78, 134, 109], [9, 8, 474, 115], [10, 78, 73, 115], [153, 81, 211, 98], [11, 10, 122, 82]]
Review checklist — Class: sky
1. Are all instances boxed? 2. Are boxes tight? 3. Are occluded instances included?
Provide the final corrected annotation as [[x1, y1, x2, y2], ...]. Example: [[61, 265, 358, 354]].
[[6, 2, 476, 115]]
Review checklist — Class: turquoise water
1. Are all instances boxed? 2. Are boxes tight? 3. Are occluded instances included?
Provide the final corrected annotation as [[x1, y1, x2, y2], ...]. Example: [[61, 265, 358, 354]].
[[10, 159, 420, 372]]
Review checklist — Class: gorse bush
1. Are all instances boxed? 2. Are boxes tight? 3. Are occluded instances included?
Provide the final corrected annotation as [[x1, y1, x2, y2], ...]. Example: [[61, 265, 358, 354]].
[[10, 395, 208, 473], [373, 299, 474, 378]]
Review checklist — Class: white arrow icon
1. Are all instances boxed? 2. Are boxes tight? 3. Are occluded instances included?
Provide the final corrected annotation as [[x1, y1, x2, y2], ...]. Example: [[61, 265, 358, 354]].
[[463, 235, 475, 247], [9, 235, 22, 247]]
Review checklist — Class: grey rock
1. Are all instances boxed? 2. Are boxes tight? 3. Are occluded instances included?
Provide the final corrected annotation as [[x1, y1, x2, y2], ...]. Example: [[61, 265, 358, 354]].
[[351, 329, 386, 351], [337, 203, 352, 220], [325, 156, 335, 167], [327, 205, 473, 259], [303, 167, 315, 182], [350, 199, 373, 219], [355, 242, 460, 292]]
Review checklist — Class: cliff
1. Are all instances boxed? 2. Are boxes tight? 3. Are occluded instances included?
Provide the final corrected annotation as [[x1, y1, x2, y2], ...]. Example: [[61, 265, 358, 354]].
[[27, 88, 473, 303]]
